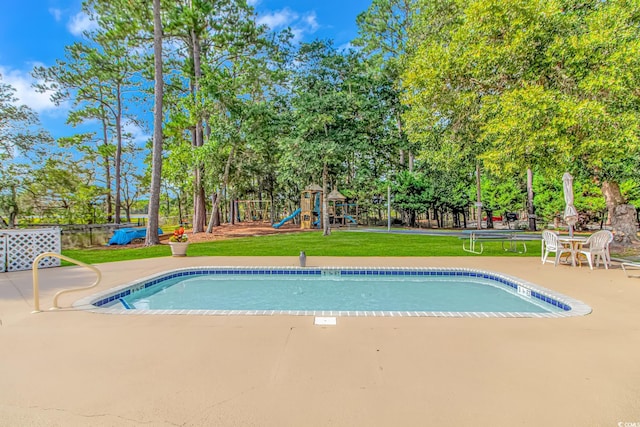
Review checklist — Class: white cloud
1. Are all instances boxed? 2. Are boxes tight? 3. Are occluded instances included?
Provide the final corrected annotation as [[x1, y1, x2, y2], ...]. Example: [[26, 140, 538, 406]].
[[49, 8, 62, 22], [67, 11, 98, 37], [256, 8, 299, 30], [255, 8, 321, 43], [0, 65, 62, 115], [290, 27, 305, 43], [337, 42, 355, 52], [124, 121, 151, 146], [290, 11, 320, 43], [301, 12, 319, 32]]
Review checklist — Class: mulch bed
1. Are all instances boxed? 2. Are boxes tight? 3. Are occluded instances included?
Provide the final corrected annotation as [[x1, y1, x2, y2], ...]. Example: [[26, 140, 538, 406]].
[[103, 221, 309, 249]]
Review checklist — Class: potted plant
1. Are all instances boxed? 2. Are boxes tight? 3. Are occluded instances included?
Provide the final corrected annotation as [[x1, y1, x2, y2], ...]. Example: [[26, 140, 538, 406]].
[[168, 226, 189, 257]]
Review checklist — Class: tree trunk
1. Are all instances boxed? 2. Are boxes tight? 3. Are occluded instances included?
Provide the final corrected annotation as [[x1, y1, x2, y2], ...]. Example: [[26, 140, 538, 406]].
[[8, 185, 18, 228], [602, 181, 625, 226], [206, 191, 220, 232], [101, 113, 112, 223], [486, 209, 494, 229], [322, 162, 330, 236], [221, 200, 227, 223], [601, 180, 639, 246], [145, 0, 163, 246], [396, 113, 405, 169], [611, 204, 639, 246], [270, 191, 275, 224], [205, 192, 220, 229], [411, 210, 417, 227], [229, 197, 236, 225], [193, 168, 206, 232], [476, 162, 482, 230], [114, 84, 123, 224], [190, 18, 206, 233], [526, 168, 536, 231], [206, 145, 235, 233], [164, 186, 170, 217]]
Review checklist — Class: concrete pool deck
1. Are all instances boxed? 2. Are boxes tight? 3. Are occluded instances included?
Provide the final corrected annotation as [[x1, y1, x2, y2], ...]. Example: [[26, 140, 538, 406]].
[[1, 255, 639, 426]]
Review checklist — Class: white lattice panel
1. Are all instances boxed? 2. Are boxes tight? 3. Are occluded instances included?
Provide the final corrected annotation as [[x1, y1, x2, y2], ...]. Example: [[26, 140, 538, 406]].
[[0, 235, 5, 273], [3, 228, 61, 272]]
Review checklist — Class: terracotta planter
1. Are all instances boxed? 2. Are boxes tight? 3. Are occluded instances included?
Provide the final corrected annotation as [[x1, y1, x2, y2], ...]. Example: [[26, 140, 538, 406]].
[[169, 242, 189, 257]]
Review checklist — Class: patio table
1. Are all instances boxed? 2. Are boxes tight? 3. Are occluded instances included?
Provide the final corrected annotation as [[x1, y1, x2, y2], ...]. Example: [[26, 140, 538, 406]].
[[461, 230, 528, 255], [557, 236, 587, 267]]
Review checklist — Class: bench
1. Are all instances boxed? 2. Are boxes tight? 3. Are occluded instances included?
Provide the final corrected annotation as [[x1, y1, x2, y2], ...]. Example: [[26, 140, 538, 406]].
[[460, 230, 529, 254], [621, 262, 640, 278]]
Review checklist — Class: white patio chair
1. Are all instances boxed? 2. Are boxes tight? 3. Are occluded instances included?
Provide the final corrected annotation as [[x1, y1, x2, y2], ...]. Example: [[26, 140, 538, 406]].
[[576, 230, 614, 270], [541, 230, 573, 266]]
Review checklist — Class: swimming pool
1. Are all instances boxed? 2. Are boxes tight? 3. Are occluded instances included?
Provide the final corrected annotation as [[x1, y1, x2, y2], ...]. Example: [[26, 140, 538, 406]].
[[76, 267, 591, 318]]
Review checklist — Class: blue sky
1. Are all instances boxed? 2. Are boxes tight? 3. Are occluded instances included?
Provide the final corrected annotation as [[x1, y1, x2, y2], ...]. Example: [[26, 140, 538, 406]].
[[0, 0, 371, 144]]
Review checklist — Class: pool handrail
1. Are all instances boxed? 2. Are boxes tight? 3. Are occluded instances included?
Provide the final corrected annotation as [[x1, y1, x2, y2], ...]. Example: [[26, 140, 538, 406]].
[[31, 252, 102, 313]]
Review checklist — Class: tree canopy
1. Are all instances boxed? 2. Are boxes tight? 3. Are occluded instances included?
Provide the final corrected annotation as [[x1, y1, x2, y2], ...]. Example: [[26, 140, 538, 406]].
[[4, 0, 639, 244]]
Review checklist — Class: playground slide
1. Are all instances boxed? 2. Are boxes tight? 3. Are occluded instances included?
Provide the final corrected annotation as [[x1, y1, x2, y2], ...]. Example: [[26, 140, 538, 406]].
[[344, 214, 357, 224], [272, 208, 301, 229]]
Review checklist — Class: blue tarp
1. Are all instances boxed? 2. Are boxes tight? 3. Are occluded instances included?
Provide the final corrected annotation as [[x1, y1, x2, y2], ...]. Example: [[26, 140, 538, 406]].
[[108, 228, 163, 245]]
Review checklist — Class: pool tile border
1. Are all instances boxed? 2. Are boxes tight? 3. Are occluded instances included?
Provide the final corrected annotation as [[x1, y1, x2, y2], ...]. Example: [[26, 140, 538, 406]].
[[73, 266, 592, 318]]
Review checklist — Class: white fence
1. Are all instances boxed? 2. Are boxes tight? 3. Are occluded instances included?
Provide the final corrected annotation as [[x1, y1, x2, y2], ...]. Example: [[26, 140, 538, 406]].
[[0, 228, 61, 272]]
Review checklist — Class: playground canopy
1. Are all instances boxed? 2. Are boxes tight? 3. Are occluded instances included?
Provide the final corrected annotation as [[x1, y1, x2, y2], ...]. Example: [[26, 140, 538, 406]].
[[327, 188, 346, 201]]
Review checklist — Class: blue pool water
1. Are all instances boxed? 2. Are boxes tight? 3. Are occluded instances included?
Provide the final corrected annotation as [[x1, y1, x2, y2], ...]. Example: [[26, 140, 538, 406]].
[[124, 275, 557, 312], [107, 268, 572, 314]]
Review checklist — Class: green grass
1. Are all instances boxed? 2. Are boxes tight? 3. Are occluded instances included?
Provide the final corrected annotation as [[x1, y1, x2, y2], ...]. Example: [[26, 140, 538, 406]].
[[61, 230, 541, 265]]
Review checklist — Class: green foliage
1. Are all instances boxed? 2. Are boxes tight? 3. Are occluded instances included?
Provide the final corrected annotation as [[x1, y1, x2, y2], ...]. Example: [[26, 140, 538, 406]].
[[401, 0, 640, 234], [32, 8, 145, 224], [392, 171, 431, 224], [13, 0, 640, 233], [0, 73, 53, 226], [480, 176, 524, 215], [151, 0, 284, 228], [21, 155, 106, 224], [353, 0, 416, 172], [533, 173, 606, 227], [279, 41, 405, 219], [0, 75, 50, 161], [287, 41, 354, 173], [621, 180, 640, 208], [404, 0, 640, 186]]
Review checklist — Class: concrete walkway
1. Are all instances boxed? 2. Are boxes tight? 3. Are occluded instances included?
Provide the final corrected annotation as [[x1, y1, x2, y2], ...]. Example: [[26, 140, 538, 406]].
[[1, 256, 639, 426]]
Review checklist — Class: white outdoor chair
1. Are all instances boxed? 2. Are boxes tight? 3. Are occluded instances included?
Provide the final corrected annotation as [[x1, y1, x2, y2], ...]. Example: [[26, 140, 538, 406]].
[[541, 230, 573, 266], [576, 230, 614, 270]]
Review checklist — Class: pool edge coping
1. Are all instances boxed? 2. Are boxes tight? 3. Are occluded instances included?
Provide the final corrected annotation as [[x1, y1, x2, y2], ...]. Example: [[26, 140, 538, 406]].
[[73, 266, 592, 318]]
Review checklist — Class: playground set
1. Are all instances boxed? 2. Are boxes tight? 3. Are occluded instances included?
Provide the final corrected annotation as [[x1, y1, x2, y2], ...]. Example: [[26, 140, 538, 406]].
[[106, 186, 355, 246], [273, 184, 358, 229]]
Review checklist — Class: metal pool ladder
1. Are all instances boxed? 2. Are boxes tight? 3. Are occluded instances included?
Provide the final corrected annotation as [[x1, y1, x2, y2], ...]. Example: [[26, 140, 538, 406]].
[[31, 252, 102, 313]]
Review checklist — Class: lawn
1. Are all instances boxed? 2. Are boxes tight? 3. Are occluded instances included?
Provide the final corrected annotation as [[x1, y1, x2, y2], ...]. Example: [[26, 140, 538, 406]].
[[62, 230, 541, 265]]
